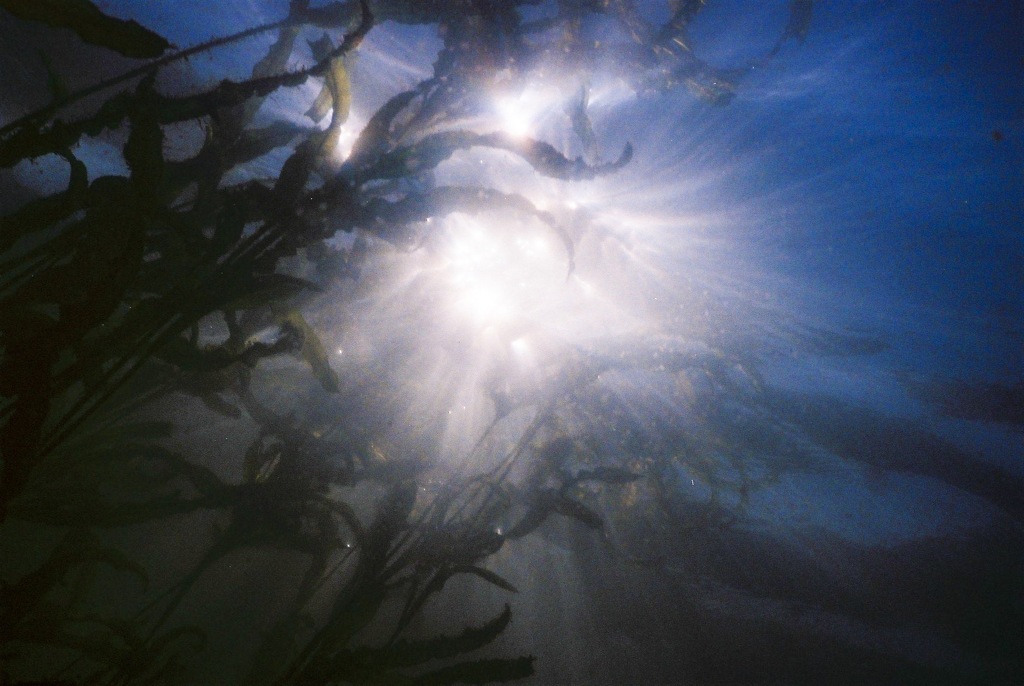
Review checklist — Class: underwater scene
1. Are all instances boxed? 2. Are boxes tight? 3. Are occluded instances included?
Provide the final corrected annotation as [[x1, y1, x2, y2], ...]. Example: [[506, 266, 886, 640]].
[[0, 0, 1020, 683]]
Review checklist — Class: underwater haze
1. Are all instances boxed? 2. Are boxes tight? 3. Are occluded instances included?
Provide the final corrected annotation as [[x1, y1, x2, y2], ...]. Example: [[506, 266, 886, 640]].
[[0, 0, 1021, 684]]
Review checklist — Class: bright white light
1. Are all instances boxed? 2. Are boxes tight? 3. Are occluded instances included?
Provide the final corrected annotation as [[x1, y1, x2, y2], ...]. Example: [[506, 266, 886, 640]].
[[319, 155, 717, 466], [495, 96, 534, 138], [586, 78, 635, 110], [438, 213, 564, 328], [332, 113, 365, 162], [456, 283, 512, 324], [493, 84, 561, 139]]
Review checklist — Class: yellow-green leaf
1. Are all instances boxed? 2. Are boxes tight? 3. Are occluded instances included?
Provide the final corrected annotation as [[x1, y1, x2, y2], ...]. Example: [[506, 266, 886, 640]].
[[280, 310, 340, 392]]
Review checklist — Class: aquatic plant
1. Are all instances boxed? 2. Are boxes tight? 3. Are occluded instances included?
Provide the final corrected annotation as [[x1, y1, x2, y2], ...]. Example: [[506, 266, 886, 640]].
[[12, 1, 1004, 684]]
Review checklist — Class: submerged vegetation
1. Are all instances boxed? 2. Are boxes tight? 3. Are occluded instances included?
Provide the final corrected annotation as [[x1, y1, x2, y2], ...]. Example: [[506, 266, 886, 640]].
[[1, 0, 1021, 684]]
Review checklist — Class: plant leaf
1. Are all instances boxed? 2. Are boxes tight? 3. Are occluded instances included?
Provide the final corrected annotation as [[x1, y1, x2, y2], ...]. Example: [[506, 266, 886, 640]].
[[0, 0, 171, 58], [124, 78, 165, 200], [505, 490, 557, 540], [346, 87, 419, 166], [573, 466, 643, 485], [306, 34, 336, 123], [217, 273, 321, 312], [453, 566, 518, 594], [554, 496, 603, 529], [566, 82, 597, 159], [354, 604, 514, 672], [279, 310, 340, 392], [783, 0, 814, 44]]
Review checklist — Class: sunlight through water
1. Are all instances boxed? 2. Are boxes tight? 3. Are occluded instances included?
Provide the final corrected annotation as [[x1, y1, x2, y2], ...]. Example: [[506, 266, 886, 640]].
[[1, 2, 1020, 684]]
